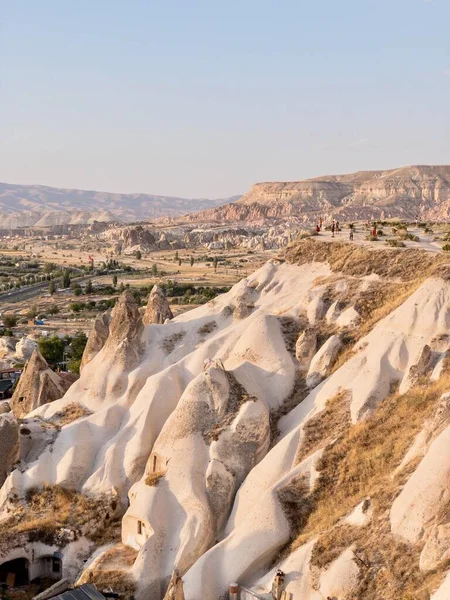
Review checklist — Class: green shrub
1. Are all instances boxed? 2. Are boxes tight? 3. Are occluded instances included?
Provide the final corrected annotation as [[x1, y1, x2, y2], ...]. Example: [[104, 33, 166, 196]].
[[386, 239, 406, 248], [38, 336, 65, 366]]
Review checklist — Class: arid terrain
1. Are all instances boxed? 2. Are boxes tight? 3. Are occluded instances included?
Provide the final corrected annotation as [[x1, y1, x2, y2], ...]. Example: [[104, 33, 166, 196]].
[[170, 165, 450, 226], [3, 168, 450, 600], [2, 230, 450, 599]]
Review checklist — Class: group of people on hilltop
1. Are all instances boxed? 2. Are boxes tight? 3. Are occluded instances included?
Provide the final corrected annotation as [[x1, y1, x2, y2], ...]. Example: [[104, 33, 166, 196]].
[[316, 217, 356, 240]]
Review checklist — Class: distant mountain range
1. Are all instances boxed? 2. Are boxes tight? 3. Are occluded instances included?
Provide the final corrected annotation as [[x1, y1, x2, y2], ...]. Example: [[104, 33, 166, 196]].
[[0, 182, 240, 228], [173, 165, 450, 224], [3, 166, 450, 230]]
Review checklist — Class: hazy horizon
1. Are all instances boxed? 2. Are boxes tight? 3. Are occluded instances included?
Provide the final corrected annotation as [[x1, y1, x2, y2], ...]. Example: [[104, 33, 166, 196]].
[[1, 0, 449, 198]]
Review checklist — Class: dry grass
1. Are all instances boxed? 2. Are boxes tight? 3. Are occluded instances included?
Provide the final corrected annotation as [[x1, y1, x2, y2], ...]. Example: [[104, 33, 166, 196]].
[[269, 372, 309, 447], [293, 377, 445, 546], [277, 375, 450, 598], [198, 320, 217, 336], [277, 474, 314, 535], [50, 402, 92, 426], [81, 569, 135, 600], [161, 331, 186, 354], [78, 543, 138, 599], [0, 485, 119, 548], [94, 543, 137, 568], [284, 238, 449, 281], [355, 281, 420, 339], [145, 470, 165, 486], [295, 391, 351, 464]]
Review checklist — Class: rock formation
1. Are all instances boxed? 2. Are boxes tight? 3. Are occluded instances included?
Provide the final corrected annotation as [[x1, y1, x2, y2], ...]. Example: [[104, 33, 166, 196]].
[[295, 328, 317, 370], [0, 413, 18, 486], [14, 336, 38, 361], [3, 240, 450, 599], [143, 286, 173, 325], [10, 350, 75, 418], [80, 311, 111, 371], [306, 334, 342, 388], [176, 165, 450, 224]]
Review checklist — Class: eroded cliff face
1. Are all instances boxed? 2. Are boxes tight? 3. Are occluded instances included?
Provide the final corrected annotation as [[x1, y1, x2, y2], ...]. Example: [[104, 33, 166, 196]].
[[3, 241, 450, 600], [178, 165, 450, 224]]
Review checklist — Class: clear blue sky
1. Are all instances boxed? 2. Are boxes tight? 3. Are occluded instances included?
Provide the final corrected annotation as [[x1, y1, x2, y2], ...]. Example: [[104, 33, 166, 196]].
[[1, 0, 449, 198]]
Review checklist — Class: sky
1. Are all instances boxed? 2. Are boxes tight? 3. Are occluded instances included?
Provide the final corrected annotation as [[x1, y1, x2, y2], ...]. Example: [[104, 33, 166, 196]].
[[1, 0, 449, 198]]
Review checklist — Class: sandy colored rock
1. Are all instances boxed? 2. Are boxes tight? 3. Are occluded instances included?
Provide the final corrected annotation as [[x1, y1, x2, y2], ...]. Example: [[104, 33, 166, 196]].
[[0, 413, 19, 486], [182, 165, 450, 224], [390, 424, 450, 544], [319, 547, 361, 599], [10, 350, 74, 418], [0, 337, 17, 359], [295, 328, 317, 371], [80, 311, 111, 371], [420, 523, 450, 571], [143, 285, 173, 325], [14, 336, 38, 361], [306, 334, 342, 388]]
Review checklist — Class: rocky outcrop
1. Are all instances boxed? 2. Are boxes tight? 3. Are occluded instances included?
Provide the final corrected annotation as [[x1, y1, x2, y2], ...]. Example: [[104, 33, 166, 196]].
[[173, 165, 450, 225], [0, 413, 19, 486], [110, 225, 157, 254], [102, 222, 296, 253], [0, 337, 17, 358], [306, 334, 342, 388], [6, 246, 450, 600], [14, 336, 38, 361], [143, 286, 173, 325], [10, 351, 74, 418], [103, 291, 144, 372], [295, 328, 317, 371], [80, 312, 111, 371]]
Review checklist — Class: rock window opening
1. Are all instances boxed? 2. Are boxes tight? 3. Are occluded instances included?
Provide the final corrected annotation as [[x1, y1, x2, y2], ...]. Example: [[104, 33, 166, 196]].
[[52, 557, 61, 574]]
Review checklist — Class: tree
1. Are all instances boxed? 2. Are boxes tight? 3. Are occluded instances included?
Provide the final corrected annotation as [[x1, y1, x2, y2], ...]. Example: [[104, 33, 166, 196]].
[[113, 274, 118, 287], [69, 302, 84, 313], [85, 279, 93, 294], [48, 304, 59, 315], [49, 280, 56, 295], [38, 335, 64, 366], [27, 305, 38, 319], [118, 282, 125, 293], [190, 255, 194, 267], [178, 258, 182, 266], [2, 314, 17, 328], [135, 250, 142, 260], [174, 251, 179, 262], [43, 262, 56, 274], [151, 263, 158, 277], [62, 270, 71, 289], [213, 256, 218, 272], [67, 331, 88, 374]]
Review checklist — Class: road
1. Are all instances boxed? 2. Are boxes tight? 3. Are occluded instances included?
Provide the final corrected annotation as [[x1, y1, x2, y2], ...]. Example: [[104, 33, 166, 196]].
[[0, 276, 92, 307]]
